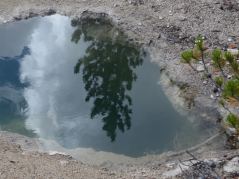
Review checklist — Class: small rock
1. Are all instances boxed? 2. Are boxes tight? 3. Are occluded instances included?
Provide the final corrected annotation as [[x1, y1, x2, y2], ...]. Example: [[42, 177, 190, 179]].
[[210, 94, 216, 99], [207, 160, 216, 168], [138, 22, 142, 26], [227, 48, 239, 55], [197, 65, 205, 72], [46, 9, 56, 16], [178, 15, 187, 21], [227, 74, 232, 79], [228, 37, 233, 42], [203, 80, 208, 85], [226, 127, 237, 136], [228, 43, 237, 49], [223, 157, 239, 173], [159, 16, 164, 20], [212, 29, 221, 32], [60, 160, 68, 166]]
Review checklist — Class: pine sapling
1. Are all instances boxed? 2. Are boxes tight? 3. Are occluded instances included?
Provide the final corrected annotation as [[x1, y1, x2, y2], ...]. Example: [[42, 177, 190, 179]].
[[212, 48, 226, 78], [181, 50, 197, 72]]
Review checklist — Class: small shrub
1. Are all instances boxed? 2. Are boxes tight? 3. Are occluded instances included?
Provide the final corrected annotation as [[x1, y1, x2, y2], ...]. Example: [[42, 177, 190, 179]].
[[181, 50, 193, 63], [224, 51, 234, 64], [214, 76, 224, 88], [223, 79, 239, 100], [181, 50, 197, 71], [195, 35, 205, 51], [212, 48, 226, 77], [226, 113, 239, 129]]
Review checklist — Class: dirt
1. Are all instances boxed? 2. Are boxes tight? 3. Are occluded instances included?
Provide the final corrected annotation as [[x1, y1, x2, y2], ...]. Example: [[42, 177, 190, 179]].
[[0, 0, 239, 178]]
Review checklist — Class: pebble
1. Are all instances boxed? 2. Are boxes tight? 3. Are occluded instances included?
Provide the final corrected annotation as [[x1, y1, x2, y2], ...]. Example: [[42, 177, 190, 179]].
[[169, 10, 173, 16], [227, 74, 232, 79], [159, 16, 164, 20], [227, 48, 239, 55], [178, 15, 187, 21], [223, 157, 239, 173], [228, 37, 233, 42], [226, 127, 237, 136], [203, 80, 208, 85], [196, 65, 205, 72], [60, 160, 68, 166], [210, 94, 216, 99]]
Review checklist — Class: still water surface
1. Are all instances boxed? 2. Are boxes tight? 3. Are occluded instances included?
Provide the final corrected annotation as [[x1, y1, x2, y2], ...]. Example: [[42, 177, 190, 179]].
[[0, 15, 210, 157]]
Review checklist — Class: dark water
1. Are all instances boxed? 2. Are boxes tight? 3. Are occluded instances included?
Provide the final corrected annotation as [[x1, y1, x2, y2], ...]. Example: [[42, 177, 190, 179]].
[[0, 15, 210, 157]]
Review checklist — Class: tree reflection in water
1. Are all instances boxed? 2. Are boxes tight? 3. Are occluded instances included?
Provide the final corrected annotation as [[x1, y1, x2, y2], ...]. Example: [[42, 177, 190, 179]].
[[71, 20, 143, 141]]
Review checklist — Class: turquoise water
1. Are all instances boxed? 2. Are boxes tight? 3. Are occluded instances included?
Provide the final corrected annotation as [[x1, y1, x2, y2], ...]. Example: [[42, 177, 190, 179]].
[[0, 15, 210, 157]]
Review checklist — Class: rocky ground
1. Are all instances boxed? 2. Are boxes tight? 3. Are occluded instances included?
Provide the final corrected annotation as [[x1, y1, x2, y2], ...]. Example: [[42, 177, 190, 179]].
[[0, 0, 239, 178]]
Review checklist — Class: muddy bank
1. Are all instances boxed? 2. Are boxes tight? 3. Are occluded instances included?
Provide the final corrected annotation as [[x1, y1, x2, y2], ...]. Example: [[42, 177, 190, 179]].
[[0, 0, 239, 178]]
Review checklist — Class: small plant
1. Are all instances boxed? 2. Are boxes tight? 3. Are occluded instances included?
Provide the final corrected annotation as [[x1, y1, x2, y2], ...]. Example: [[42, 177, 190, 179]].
[[212, 48, 226, 77], [181, 50, 197, 71], [223, 79, 239, 100], [224, 51, 234, 64], [195, 35, 208, 73], [192, 47, 202, 60], [179, 35, 239, 149], [230, 60, 239, 77], [224, 51, 239, 77], [226, 113, 239, 129], [214, 76, 224, 88]]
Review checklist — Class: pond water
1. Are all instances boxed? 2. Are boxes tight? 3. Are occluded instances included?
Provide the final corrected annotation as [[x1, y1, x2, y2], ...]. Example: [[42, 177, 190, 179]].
[[0, 15, 211, 157]]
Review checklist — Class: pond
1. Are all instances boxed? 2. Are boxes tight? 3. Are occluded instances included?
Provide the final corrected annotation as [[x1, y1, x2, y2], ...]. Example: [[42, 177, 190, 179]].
[[0, 14, 211, 157]]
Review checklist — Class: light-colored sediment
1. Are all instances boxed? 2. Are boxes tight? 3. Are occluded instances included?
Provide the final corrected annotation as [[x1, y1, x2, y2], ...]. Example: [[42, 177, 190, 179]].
[[0, 0, 239, 178]]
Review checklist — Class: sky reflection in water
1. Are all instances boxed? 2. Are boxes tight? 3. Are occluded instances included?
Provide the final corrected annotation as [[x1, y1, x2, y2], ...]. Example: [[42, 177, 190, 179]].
[[0, 15, 209, 156]]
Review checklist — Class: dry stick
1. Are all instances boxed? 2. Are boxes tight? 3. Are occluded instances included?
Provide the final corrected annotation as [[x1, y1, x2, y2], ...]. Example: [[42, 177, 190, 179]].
[[201, 50, 209, 74], [178, 162, 188, 177], [185, 151, 221, 178], [219, 64, 227, 79], [179, 158, 206, 177]]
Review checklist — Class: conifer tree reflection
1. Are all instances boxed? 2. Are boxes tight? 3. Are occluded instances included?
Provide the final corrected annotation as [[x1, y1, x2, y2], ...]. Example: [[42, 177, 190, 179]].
[[72, 20, 143, 141]]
